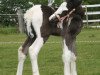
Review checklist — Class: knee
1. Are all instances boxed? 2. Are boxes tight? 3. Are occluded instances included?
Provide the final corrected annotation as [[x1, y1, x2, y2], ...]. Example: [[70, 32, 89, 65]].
[[71, 53, 77, 62], [62, 50, 76, 63], [29, 46, 37, 60], [18, 46, 26, 61], [62, 50, 71, 63]]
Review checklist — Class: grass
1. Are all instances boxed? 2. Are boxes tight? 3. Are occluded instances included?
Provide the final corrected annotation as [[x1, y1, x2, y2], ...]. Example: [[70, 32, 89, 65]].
[[0, 28, 100, 75]]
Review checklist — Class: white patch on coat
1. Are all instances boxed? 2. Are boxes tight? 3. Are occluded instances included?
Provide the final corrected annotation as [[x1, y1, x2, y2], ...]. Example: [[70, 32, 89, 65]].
[[62, 40, 72, 63], [49, 2, 68, 20], [31, 5, 43, 37], [68, 17, 73, 27], [62, 39, 76, 75], [24, 5, 42, 38]]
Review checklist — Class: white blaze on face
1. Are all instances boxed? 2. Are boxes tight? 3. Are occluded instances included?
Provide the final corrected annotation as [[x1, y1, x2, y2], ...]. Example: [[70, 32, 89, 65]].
[[49, 2, 68, 20]]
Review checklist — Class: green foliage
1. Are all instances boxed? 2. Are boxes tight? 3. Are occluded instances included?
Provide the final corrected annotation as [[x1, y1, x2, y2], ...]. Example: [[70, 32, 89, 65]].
[[0, 0, 31, 14], [0, 0, 33, 26]]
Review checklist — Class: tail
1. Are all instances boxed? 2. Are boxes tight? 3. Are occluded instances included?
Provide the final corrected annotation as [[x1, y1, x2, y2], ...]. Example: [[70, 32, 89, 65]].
[[23, 5, 40, 38], [24, 18, 34, 38], [24, 7, 35, 38]]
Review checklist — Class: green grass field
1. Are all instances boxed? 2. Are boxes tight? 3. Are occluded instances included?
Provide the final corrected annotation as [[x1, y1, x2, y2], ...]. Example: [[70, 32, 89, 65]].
[[0, 28, 100, 75]]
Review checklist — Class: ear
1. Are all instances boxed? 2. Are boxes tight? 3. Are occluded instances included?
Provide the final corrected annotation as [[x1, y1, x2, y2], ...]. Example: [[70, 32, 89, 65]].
[[67, 0, 82, 9]]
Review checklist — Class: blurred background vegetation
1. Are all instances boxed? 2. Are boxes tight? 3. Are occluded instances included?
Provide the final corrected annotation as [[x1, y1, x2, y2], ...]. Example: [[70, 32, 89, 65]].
[[0, 0, 100, 27]]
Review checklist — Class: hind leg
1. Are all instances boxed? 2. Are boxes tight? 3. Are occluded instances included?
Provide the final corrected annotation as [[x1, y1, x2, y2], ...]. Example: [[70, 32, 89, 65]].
[[29, 37, 44, 75], [16, 37, 35, 75], [16, 46, 26, 75]]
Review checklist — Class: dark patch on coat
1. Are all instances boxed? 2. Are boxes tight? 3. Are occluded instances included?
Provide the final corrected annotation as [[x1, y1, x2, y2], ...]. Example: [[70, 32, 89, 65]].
[[40, 5, 62, 43], [62, 14, 83, 55], [40, 5, 54, 43], [22, 22, 37, 55], [22, 36, 36, 55]]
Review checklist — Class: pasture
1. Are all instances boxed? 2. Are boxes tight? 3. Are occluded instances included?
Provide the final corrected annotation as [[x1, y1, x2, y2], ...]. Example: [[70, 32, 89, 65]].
[[0, 28, 100, 75]]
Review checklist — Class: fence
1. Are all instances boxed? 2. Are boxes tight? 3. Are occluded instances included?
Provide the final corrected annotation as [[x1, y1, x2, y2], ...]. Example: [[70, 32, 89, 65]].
[[82, 4, 100, 25]]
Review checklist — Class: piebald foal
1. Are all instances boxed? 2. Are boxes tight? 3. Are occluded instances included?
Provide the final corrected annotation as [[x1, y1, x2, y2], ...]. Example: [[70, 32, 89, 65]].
[[16, 1, 84, 75]]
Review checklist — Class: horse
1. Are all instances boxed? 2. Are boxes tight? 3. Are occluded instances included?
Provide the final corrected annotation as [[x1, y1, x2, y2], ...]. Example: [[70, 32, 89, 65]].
[[16, 0, 84, 75]]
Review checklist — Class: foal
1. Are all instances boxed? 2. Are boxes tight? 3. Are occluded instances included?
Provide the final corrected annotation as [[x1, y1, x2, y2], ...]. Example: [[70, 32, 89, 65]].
[[16, 1, 84, 75]]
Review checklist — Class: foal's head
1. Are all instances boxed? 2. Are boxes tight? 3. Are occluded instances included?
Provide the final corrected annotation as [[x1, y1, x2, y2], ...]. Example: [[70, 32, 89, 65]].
[[66, 0, 82, 10], [49, 1, 84, 36]]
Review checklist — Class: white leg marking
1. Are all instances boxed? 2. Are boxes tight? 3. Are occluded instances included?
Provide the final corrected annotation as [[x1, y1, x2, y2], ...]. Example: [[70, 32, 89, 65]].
[[28, 5, 43, 75], [62, 40, 71, 75], [16, 46, 26, 75], [62, 40, 77, 75], [29, 37, 43, 75], [71, 54, 77, 75]]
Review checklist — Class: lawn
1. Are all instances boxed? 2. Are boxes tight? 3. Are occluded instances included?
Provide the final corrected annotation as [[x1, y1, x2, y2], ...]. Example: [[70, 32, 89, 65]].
[[0, 28, 100, 75]]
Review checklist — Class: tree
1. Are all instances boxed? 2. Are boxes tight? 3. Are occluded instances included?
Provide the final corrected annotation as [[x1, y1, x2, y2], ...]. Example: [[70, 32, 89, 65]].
[[0, 0, 33, 26]]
